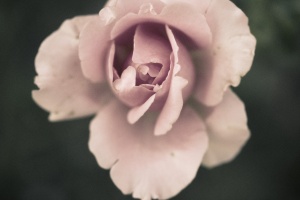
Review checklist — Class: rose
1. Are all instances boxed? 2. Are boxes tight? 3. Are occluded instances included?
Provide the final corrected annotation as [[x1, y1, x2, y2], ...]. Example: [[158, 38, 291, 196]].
[[32, 0, 256, 199]]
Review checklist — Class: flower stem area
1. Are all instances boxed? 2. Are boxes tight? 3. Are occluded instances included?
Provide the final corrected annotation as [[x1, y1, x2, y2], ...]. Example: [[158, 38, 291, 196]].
[[1, 0, 300, 199]]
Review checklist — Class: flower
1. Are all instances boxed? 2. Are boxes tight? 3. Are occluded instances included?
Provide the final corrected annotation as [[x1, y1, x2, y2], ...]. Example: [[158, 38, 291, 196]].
[[32, 0, 256, 199]]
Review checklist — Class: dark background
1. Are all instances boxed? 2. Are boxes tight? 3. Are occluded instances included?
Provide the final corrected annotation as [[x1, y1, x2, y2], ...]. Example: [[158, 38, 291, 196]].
[[1, 0, 300, 199]]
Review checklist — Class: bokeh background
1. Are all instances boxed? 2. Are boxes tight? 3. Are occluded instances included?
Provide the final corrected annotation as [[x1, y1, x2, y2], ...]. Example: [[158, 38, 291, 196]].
[[1, 0, 300, 199]]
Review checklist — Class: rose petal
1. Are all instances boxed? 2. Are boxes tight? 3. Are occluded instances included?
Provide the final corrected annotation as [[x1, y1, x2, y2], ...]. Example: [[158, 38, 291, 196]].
[[106, 43, 116, 82], [200, 89, 250, 168], [112, 66, 155, 107], [132, 24, 171, 65], [160, 0, 211, 13], [106, 0, 165, 16], [99, 6, 117, 25], [89, 100, 208, 200], [79, 11, 117, 83], [153, 26, 193, 136], [131, 23, 171, 86], [193, 0, 256, 106], [154, 75, 188, 136], [113, 66, 136, 91], [166, 26, 195, 101], [111, 3, 212, 49], [32, 16, 111, 121], [147, 64, 160, 77], [127, 94, 156, 124]]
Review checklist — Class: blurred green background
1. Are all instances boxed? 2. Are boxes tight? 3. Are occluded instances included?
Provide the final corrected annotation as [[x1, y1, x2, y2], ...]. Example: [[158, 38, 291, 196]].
[[1, 0, 299, 199]]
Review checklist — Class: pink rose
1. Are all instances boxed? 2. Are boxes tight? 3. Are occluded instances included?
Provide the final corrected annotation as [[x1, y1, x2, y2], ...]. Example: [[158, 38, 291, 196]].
[[32, 0, 256, 199]]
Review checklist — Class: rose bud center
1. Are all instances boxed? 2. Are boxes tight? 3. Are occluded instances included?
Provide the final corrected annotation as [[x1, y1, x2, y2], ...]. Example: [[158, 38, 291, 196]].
[[108, 23, 195, 110]]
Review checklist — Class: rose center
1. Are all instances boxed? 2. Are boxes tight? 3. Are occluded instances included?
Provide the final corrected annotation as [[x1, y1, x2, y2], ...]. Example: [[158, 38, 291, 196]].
[[132, 62, 162, 85]]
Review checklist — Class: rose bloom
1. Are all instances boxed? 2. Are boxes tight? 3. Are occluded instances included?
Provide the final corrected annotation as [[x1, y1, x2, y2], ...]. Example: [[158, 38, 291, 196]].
[[32, 0, 256, 199]]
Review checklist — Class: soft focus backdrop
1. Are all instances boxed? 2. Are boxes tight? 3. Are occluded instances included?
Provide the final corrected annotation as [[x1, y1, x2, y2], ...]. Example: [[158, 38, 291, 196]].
[[1, 0, 300, 199]]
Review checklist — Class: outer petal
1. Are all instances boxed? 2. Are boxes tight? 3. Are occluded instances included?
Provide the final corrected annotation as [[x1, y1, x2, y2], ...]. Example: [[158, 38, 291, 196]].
[[160, 0, 211, 13], [111, 3, 212, 49], [106, 0, 165, 16], [79, 16, 113, 83], [200, 89, 250, 168], [89, 100, 208, 200], [32, 16, 112, 121], [193, 0, 256, 106]]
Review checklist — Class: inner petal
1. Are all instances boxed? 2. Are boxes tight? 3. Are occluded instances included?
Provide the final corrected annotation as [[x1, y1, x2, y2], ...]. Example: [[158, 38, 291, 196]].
[[108, 42, 155, 108], [110, 23, 174, 108], [147, 63, 161, 77], [132, 23, 171, 85], [135, 62, 162, 85], [132, 23, 171, 64], [137, 65, 149, 75]]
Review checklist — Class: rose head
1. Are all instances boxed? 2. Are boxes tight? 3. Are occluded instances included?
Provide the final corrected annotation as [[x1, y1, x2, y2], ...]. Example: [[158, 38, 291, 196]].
[[32, 0, 256, 199]]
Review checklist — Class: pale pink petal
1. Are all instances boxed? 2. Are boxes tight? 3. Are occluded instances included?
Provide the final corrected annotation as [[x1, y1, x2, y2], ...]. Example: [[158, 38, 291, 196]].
[[112, 66, 155, 107], [152, 60, 171, 86], [160, 0, 211, 13], [127, 94, 156, 124], [149, 27, 185, 111], [106, 43, 116, 82], [153, 26, 194, 136], [111, 3, 212, 49], [106, 0, 165, 16], [79, 10, 117, 83], [201, 89, 250, 168], [132, 24, 171, 65], [193, 0, 256, 106], [149, 70, 171, 110], [32, 16, 111, 121], [131, 23, 171, 87], [154, 76, 187, 135], [89, 100, 208, 200], [99, 6, 117, 25], [166, 26, 195, 101], [148, 64, 160, 77], [107, 44, 154, 107], [113, 66, 136, 91]]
